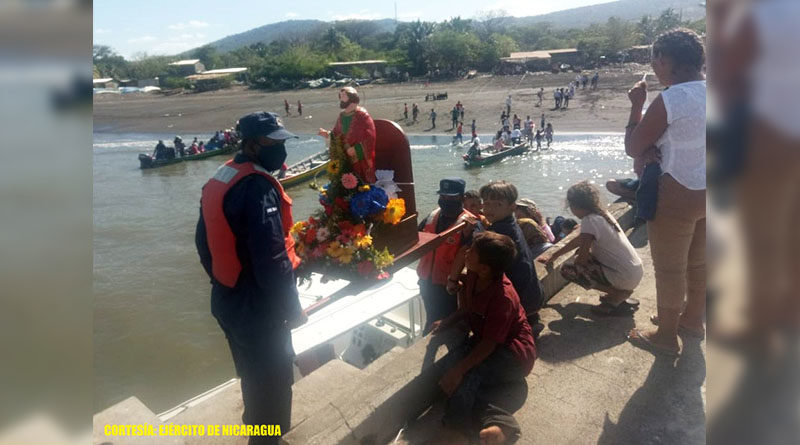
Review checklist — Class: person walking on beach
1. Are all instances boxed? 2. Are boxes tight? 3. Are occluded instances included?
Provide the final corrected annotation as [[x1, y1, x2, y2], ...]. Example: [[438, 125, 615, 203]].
[[297, 100, 302, 116], [284, 99, 290, 116], [591, 72, 600, 89], [563, 88, 571, 109], [430, 108, 437, 129], [196, 111, 306, 444], [455, 121, 464, 144], [412, 103, 419, 123], [524, 115, 534, 144], [536, 87, 544, 107], [540, 113, 545, 130], [505, 94, 512, 115], [554, 88, 562, 109], [404, 103, 409, 120], [451, 106, 459, 130], [470, 119, 477, 141], [545, 123, 554, 148], [534, 129, 543, 150]]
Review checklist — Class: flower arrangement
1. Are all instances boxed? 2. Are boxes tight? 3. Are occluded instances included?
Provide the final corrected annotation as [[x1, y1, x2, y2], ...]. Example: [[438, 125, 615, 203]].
[[291, 135, 406, 280]]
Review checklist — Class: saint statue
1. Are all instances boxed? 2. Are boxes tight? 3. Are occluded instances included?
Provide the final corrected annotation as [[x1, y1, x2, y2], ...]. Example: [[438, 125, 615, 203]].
[[318, 87, 377, 183]]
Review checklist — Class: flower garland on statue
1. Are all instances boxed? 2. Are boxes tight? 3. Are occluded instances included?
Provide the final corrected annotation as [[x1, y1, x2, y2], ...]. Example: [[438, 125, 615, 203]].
[[290, 135, 406, 281]]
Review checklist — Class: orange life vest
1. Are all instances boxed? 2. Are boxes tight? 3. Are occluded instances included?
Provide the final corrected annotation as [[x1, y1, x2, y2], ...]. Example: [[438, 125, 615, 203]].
[[417, 208, 473, 285], [200, 159, 301, 288]]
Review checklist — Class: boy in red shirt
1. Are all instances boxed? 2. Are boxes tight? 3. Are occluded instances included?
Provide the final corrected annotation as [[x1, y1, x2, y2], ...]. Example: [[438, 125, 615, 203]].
[[431, 231, 536, 444]]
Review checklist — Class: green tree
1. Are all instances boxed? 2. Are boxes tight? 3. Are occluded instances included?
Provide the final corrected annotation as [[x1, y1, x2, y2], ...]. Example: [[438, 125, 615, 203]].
[[654, 8, 682, 36], [190, 45, 222, 70], [396, 20, 436, 74], [605, 17, 636, 54], [92, 45, 127, 78], [427, 30, 480, 72], [477, 33, 518, 71]]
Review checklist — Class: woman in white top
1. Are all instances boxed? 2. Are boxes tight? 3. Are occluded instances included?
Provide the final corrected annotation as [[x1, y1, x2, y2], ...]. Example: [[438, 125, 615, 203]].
[[624, 28, 706, 356]]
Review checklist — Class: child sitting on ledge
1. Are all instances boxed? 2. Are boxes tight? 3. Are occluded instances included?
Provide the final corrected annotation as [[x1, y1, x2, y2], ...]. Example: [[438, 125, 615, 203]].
[[431, 231, 536, 445]]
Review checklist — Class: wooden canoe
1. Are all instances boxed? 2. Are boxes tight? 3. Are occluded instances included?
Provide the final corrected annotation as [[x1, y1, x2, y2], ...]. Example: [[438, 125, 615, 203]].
[[462, 142, 529, 169], [279, 150, 330, 188]]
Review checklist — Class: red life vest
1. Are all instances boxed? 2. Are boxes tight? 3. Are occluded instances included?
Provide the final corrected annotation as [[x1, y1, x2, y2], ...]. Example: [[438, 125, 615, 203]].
[[417, 208, 473, 285], [200, 159, 301, 288]]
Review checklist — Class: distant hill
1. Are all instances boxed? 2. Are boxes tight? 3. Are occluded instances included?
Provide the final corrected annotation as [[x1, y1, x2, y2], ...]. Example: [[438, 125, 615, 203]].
[[508, 0, 705, 29], [204, 18, 397, 54], [190, 0, 704, 54]]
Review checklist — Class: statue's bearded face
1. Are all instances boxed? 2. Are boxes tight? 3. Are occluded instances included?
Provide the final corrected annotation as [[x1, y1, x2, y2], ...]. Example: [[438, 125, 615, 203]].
[[339, 91, 350, 109]]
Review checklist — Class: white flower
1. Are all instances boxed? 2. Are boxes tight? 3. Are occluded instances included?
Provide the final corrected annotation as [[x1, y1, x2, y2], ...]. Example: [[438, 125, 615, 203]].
[[316, 227, 330, 242], [374, 169, 401, 199]]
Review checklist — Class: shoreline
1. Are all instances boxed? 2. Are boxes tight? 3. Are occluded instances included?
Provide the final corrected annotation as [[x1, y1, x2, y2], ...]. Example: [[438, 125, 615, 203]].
[[93, 64, 654, 137]]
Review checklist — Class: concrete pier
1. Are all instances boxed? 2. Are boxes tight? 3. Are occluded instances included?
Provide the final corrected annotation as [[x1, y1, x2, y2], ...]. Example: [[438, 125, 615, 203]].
[[93, 203, 706, 444]]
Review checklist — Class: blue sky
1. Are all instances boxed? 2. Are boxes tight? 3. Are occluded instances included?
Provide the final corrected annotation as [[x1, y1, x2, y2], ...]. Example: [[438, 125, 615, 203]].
[[94, 0, 614, 59]]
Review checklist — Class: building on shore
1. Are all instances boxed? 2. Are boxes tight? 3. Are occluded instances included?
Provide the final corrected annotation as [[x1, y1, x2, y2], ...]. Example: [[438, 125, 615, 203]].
[[328, 60, 389, 79], [499, 48, 582, 73], [168, 59, 206, 76]]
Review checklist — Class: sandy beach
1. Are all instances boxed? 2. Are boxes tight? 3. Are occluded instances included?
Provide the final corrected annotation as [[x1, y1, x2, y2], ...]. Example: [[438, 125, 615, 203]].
[[93, 64, 655, 136]]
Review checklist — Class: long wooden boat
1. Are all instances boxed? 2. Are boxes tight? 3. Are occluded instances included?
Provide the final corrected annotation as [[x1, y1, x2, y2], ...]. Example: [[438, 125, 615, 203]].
[[279, 150, 330, 188], [462, 142, 529, 169], [138, 144, 235, 169]]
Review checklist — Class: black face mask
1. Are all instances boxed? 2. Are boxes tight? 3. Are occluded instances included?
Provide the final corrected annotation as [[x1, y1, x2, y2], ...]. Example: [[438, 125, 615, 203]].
[[256, 142, 287, 171], [438, 198, 463, 216]]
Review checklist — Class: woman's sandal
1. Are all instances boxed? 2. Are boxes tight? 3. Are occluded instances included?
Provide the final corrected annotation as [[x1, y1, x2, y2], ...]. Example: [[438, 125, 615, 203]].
[[590, 300, 639, 316], [599, 295, 640, 307], [626, 328, 680, 357], [649, 314, 705, 339]]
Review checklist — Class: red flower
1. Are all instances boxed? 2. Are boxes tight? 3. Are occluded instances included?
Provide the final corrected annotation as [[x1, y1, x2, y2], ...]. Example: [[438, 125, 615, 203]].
[[335, 197, 349, 210], [376, 271, 390, 280], [357, 261, 374, 277], [338, 220, 355, 234], [304, 228, 317, 244], [323, 204, 333, 216], [353, 223, 366, 236]]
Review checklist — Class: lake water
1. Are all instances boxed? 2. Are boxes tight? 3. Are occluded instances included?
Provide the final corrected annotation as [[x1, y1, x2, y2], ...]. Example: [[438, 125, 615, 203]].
[[93, 132, 632, 413]]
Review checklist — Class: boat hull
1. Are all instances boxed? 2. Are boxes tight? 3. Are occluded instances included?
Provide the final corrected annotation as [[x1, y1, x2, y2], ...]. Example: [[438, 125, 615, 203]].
[[463, 143, 529, 168]]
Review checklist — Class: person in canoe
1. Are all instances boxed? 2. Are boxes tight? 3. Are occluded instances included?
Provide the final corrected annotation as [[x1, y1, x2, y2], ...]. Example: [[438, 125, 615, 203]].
[[466, 137, 482, 161], [153, 140, 171, 160], [318, 86, 377, 183], [174, 136, 186, 157]]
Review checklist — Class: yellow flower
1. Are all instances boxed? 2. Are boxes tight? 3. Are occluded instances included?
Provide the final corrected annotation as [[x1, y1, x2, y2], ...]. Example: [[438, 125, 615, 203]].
[[290, 221, 306, 234], [326, 241, 342, 258], [354, 235, 373, 249], [372, 248, 394, 270], [294, 242, 306, 257], [338, 254, 353, 264], [358, 184, 370, 192], [382, 198, 406, 225], [327, 160, 341, 175]]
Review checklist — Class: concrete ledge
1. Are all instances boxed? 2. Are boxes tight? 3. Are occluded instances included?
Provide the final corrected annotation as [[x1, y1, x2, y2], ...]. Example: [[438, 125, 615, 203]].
[[281, 329, 467, 444], [93, 396, 184, 445]]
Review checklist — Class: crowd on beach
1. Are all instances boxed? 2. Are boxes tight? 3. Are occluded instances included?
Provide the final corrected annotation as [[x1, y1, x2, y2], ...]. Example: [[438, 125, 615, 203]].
[[400, 71, 605, 158], [413, 27, 705, 444]]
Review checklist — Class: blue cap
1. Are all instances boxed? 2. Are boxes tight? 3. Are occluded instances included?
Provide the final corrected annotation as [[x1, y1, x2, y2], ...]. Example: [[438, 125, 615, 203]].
[[436, 178, 466, 196], [238, 111, 297, 141]]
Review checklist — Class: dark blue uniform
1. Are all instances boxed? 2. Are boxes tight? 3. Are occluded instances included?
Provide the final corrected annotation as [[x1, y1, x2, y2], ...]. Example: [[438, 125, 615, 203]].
[[480, 215, 545, 316], [196, 154, 301, 443]]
